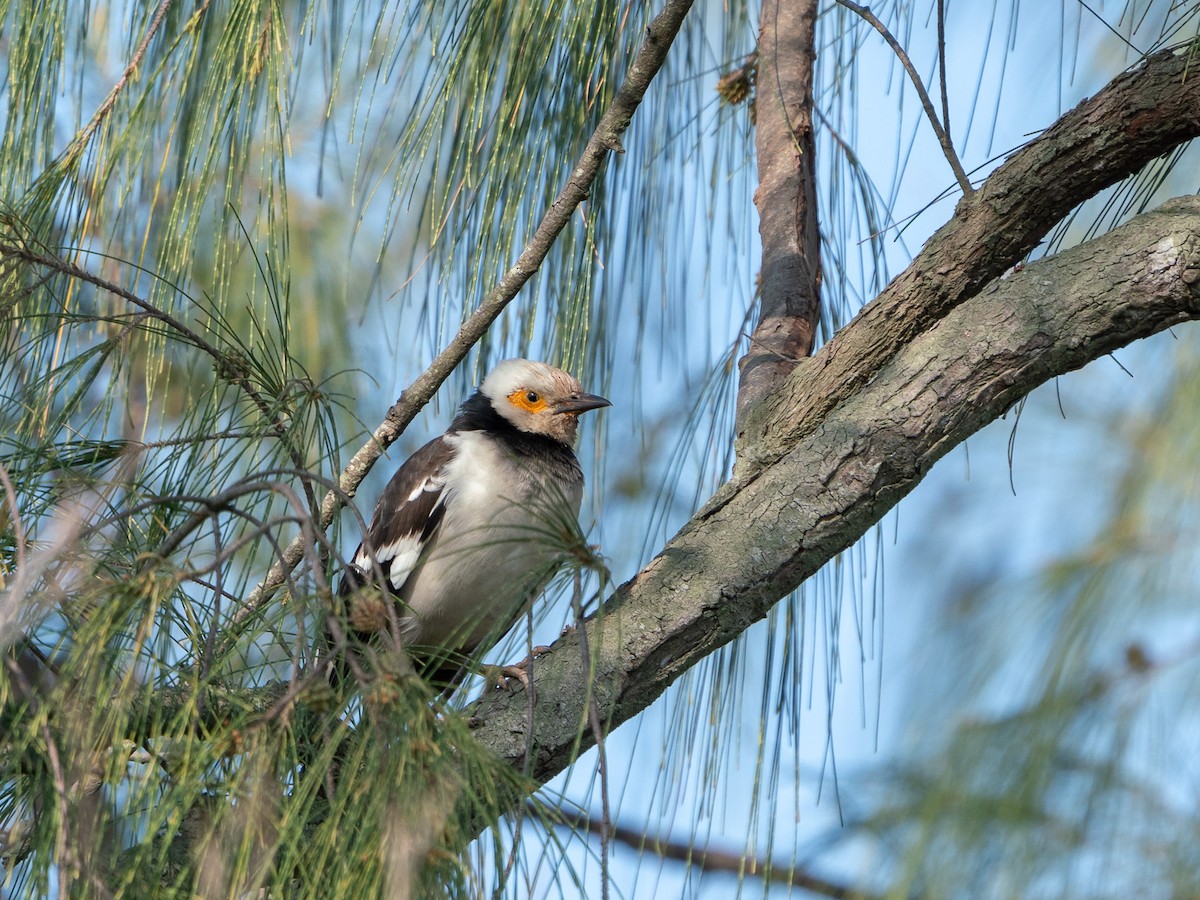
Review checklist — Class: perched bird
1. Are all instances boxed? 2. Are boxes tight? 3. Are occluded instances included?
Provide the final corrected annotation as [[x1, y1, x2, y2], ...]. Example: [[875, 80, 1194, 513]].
[[337, 359, 610, 686]]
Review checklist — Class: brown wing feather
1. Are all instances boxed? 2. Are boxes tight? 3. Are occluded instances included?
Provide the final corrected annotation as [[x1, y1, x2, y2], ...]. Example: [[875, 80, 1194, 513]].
[[342, 435, 454, 595]]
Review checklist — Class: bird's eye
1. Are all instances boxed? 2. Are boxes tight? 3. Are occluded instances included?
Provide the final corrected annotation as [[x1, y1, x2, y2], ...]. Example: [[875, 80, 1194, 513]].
[[525, 391, 540, 404]]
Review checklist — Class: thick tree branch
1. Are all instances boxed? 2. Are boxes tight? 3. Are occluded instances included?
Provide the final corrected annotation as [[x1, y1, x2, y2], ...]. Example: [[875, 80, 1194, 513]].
[[735, 41, 1200, 471], [462, 37, 1200, 797], [233, 0, 696, 627], [737, 0, 822, 423], [469, 195, 1200, 784]]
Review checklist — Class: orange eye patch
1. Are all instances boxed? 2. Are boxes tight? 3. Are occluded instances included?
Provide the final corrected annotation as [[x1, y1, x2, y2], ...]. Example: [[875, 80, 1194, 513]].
[[508, 388, 549, 413]]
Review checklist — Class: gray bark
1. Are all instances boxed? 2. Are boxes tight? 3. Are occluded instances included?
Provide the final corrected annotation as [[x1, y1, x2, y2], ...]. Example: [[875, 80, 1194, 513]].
[[737, 44, 1200, 475]]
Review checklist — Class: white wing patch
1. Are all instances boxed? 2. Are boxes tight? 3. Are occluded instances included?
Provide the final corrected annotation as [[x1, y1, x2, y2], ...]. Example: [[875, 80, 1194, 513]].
[[353, 467, 449, 593], [354, 534, 425, 592], [407, 471, 444, 503], [382, 536, 424, 591]]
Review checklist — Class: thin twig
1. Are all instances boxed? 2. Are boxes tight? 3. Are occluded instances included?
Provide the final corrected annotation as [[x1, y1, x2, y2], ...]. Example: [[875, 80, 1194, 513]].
[[0, 238, 316, 502], [66, 0, 177, 159], [837, 0, 973, 197], [0, 244, 247, 408], [573, 569, 611, 900], [233, 0, 697, 628], [542, 805, 878, 899], [937, 0, 951, 142]]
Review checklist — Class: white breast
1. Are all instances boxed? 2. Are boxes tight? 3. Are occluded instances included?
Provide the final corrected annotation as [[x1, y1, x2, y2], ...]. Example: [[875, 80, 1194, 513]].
[[399, 430, 583, 653]]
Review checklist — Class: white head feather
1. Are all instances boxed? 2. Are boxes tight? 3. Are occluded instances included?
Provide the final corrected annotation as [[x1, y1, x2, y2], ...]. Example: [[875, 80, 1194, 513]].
[[480, 359, 609, 446]]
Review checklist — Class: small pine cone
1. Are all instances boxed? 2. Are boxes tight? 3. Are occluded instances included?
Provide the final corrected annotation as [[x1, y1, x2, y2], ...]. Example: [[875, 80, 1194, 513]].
[[717, 66, 753, 106], [349, 593, 390, 634]]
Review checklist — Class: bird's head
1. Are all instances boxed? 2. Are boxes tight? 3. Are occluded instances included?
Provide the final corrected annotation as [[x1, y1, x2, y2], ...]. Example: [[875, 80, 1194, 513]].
[[480, 359, 610, 446]]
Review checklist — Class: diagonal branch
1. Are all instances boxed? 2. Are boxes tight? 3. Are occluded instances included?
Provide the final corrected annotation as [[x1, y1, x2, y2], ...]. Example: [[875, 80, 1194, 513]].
[[735, 41, 1200, 477], [0, 237, 295, 455], [837, 0, 973, 197], [737, 0, 822, 426], [543, 804, 876, 899], [469, 195, 1200, 786], [66, 0, 181, 163], [231, 0, 697, 629]]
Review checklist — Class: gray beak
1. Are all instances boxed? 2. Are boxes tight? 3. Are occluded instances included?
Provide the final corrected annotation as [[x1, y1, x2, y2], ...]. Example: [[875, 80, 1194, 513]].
[[554, 392, 612, 415]]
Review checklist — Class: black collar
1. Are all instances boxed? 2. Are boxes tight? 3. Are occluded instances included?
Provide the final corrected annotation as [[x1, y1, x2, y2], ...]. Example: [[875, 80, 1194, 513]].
[[451, 391, 575, 462]]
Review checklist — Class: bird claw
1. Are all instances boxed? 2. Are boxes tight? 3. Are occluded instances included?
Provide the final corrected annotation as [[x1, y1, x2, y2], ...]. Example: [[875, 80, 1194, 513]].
[[483, 645, 554, 694], [483, 663, 534, 694]]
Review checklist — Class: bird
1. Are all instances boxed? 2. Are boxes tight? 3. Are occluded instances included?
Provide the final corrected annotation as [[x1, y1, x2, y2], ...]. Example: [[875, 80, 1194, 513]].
[[335, 359, 610, 688]]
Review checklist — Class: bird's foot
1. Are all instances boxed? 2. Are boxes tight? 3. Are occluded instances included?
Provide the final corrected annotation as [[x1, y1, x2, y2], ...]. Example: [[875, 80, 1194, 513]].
[[482, 645, 553, 695], [481, 663, 532, 694]]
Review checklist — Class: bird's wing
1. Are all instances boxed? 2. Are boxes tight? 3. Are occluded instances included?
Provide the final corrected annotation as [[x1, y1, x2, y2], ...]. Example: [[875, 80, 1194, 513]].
[[350, 435, 454, 594]]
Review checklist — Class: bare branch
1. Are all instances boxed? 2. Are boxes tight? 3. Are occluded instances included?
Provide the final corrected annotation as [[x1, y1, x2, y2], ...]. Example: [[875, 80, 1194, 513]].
[[542, 805, 878, 899], [738, 41, 1200, 473], [64, 0, 181, 163], [0, 237, 323, 532], [936, 0, 951, 143], [0, 238, 288, 445], [737, 0, 822, 425], [837, 0, 973, 197]]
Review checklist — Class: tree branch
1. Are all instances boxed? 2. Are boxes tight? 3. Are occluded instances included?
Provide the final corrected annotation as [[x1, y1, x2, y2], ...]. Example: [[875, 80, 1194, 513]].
[[0, 237, 324, 526], [232, 0, 697, 628], [737, 0, 822, 425], [468, 195, 1200, 785], [543, 805, 876, 899], [0, 239, 282, 439], [66, 0, 180, 164], [735, 41, 1200, 472], [460, 36, 1200, 799]]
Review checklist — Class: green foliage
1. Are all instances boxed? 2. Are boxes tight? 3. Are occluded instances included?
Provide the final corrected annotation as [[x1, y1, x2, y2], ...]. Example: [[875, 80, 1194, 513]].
[[1, 0, 717, 892], [2, 627, 531, 896]]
